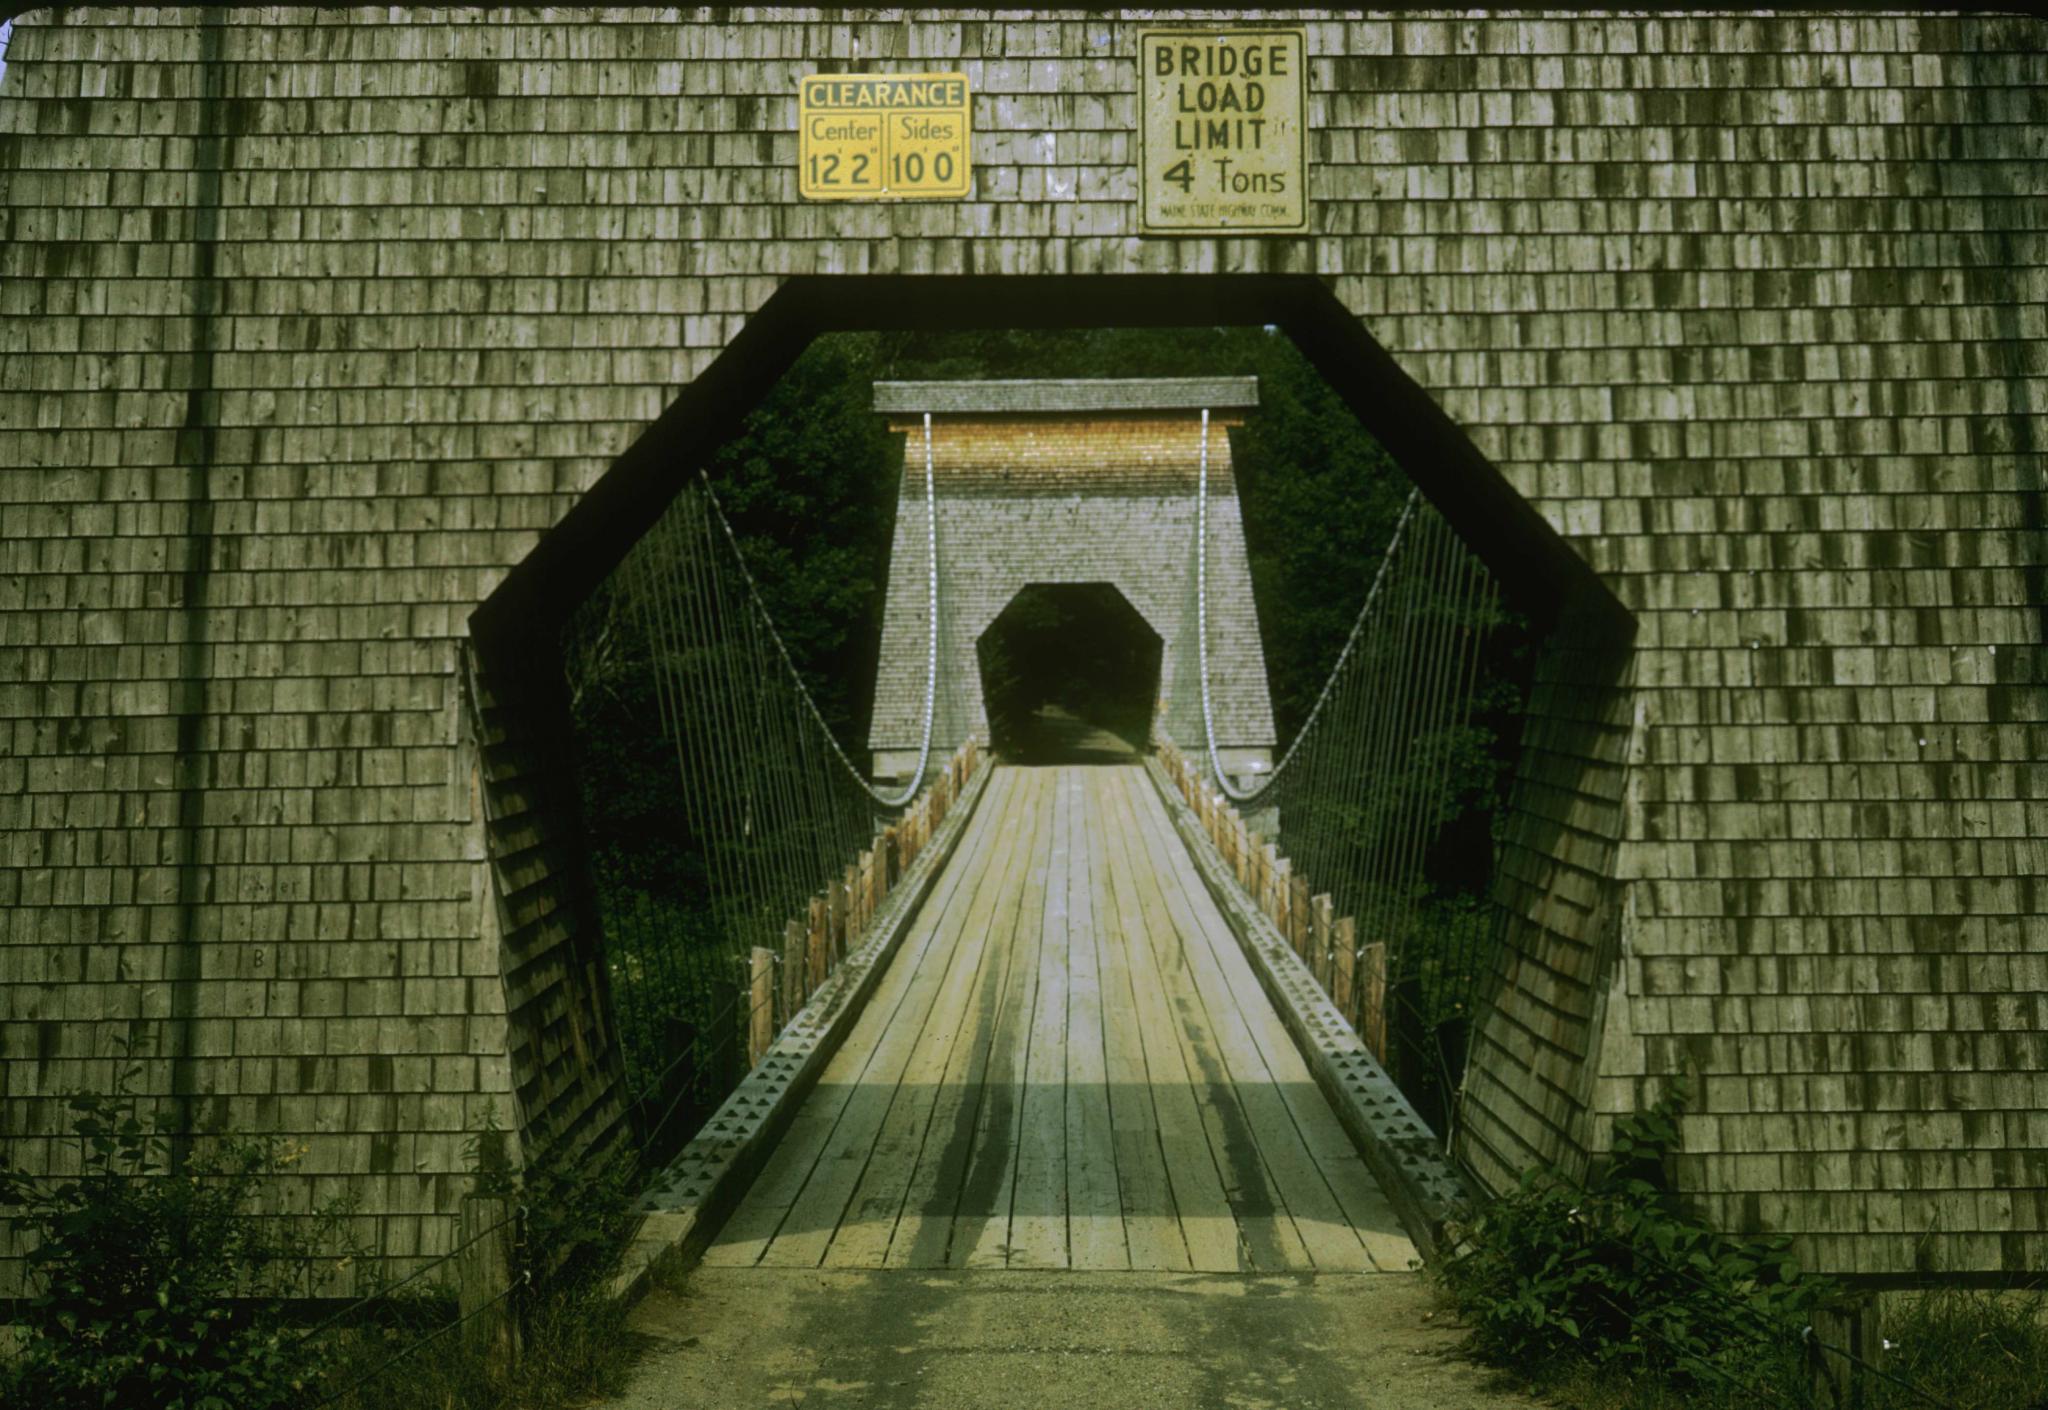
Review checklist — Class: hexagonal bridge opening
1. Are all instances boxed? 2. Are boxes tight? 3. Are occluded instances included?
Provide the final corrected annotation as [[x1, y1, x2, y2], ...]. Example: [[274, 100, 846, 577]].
[[976, 583, 1164, 764]]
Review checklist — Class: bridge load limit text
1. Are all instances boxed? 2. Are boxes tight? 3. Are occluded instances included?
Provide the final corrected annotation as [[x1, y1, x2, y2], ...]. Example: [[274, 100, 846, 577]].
[[1139, 29, 1307, 236]]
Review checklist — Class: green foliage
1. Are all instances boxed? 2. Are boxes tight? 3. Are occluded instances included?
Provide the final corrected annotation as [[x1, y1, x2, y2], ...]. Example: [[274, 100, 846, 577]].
[[1439, 1084, 1835, 1396], [1869, 1287, 2048, 1410], [0, 1067, 347, 1410]]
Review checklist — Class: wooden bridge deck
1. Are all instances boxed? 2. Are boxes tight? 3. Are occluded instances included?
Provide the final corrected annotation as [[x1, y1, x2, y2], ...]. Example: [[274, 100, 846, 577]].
[[704, 764, 1416, 1274]]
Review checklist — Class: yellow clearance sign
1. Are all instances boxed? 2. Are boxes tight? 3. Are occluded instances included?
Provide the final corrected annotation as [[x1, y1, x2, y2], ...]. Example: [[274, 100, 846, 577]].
[[1138, 29, 1307, 235], [799, 73, 972, 200]]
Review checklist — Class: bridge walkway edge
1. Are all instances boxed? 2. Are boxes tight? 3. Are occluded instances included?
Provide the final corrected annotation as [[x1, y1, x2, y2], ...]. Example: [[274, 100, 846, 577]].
[[700, 763, 1416, 1273]]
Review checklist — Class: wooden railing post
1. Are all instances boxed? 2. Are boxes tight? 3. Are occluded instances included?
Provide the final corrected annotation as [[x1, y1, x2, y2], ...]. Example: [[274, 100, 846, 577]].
[[1334, 917, 1356, 1016], [1360, 940, 1388, 1062], [459, 1193, 519, 1361], [1289, 875, 1312, 956], [807, 894, 828, 991], [1312, 894, 1334, 988], [747, 946, 775, 1066], [781, 917, 805, 1020]]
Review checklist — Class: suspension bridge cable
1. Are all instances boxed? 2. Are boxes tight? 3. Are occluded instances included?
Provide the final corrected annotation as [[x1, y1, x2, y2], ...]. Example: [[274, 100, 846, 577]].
[[692, 412, 937, 808], [1192, 400, 1425, 804]]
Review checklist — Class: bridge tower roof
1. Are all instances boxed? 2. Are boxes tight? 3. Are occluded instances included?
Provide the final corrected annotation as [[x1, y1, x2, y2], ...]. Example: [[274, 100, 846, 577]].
[[874, 377, 1259, 417]]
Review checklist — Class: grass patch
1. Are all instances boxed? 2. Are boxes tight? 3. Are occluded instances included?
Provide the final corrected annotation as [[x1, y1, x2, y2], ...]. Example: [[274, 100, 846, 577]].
[[1871, 1287, 2048, 1410], [312, 1288, 639, 1410], [1509, 1289, 2048, 1410]]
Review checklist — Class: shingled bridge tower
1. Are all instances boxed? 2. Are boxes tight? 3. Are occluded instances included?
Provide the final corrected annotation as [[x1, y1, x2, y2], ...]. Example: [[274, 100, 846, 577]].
[[868, 379, 1277, 788]]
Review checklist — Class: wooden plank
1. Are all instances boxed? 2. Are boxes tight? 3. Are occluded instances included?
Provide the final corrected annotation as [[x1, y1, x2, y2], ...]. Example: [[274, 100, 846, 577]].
[[1006, 764, 1073, 1268], [1094, 770, 1248, 1274], [1062, 767, 1130, 1271], [1128, 773, 1417, 1273], [820, 768, 1039, 1269], [1102, 770, 1312, 1273], [702, 768, 1017, 1266], [885, 767, 1053, 1269], [960, 767, 1057, 1269], [1118, 775, 1376, 1273], [758, 776, 1026, 1270], [1084, 767, 1189, 1273]]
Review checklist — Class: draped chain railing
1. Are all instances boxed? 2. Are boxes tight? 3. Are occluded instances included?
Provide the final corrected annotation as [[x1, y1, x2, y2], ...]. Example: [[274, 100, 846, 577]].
[[1171, 414, 1511, 1133], [563, 441, 971, 1157]]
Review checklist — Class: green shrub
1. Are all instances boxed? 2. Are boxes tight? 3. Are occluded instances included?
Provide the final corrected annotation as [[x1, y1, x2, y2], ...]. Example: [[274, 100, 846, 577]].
[[1438, 1084, 1835, 1396], [0, 1071, 347, 1410]]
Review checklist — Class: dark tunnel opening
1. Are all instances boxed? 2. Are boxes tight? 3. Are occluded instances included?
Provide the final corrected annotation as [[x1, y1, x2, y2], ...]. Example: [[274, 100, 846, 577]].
[[976, 583, 1163, 764]]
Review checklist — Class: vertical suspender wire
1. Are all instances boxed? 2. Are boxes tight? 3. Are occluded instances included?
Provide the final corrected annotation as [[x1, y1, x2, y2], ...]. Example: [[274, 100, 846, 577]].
[[1386, 513, 1459, 979], [1380, 514, 1450, 979], [1300, 623, 1363, 896], [786, 651, 847, 893], [1330, 534, 1400, 930], [682, 495, 760, 975], [729, 539, 792, 952], [654, 500, 733, 1000], [631, 512, 707, 987], [1435, 555, 1497, 1021], [1352, 520, 1429, 953], [1331, 572, 1386, 942], [594, 562, 654, 1099], [744, 575, 823, 930], [1294, 617, 1352, 901], [714, 506, 793, 955], [1353, 514, 1432, 1063], [1426, 547, 1494, 1146], [740, 595, 808, 943], [634, 504, 737, 1085], [1384, 516, 1468, 1088]]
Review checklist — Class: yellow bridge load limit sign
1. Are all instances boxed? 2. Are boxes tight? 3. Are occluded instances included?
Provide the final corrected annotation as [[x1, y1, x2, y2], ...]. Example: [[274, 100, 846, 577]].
[[799, 72, 972, 200], [1139, 28, 1307, 235]]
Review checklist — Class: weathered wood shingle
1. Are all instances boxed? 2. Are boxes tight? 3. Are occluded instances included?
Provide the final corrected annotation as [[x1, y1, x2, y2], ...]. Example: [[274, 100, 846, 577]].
[[0, 7, 2043, 1288]]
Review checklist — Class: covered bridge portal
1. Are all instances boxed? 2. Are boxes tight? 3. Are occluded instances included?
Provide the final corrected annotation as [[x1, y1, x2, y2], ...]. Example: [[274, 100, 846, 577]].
[[0, 8, 2043, 1298]]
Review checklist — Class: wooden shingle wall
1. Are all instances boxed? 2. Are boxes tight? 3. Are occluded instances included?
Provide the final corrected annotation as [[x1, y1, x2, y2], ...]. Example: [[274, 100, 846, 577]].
[[1, 9, 2043, 1286]]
